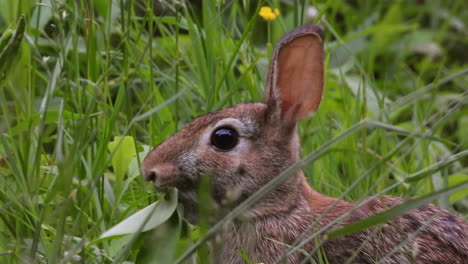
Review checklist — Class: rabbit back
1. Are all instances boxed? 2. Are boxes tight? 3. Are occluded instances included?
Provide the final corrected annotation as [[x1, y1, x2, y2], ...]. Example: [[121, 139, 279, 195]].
[[320, 196, 468, 263]]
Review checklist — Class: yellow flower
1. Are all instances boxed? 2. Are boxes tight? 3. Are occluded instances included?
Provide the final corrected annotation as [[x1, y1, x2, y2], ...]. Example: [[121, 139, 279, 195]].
[[259, 6, 280, 21]]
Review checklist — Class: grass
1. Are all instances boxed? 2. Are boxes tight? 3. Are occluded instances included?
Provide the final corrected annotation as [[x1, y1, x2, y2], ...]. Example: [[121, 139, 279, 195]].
[[1, 0, 467, 263]]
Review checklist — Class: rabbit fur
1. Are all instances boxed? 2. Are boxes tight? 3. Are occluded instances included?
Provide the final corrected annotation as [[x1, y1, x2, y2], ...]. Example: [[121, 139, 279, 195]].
[[142, 24, 468, 264]]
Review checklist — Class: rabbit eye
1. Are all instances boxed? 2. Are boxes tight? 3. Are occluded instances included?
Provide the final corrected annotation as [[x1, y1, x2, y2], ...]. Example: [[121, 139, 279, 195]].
[[211, 127, 239, 151]]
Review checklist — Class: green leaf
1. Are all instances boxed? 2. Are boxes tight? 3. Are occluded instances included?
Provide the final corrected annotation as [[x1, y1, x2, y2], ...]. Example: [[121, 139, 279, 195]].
[[100, 188, 178, 239], [93, 0, 121, 25], [0, 15, 26, 83], [136, 209, 183, 264], [371, 3, 404, 52], [458, 114, 468, 150], [341, 75, 392, 117], [8, 109, 83, 136], [30, 0, 53, 31], [328, 181, 468, 238], [127, 145, 151, 180], [0, 29, 13, 52], [107, 236, 132, 258], [107, 136, 137, 183], [448, 174, 468, 203]]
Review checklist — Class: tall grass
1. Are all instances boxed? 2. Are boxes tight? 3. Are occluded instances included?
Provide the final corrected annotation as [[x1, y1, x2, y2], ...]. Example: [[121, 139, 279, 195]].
[[0, 0, 467, 263]]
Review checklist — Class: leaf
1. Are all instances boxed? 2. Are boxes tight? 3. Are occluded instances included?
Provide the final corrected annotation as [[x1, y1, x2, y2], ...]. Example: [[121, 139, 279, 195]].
[[329, 37, 368, 69], [111, 145, 151, 211], [127, 145, 151, 180], [328, 181, 468, 238], [448, 174, 468, 203], [136, 208, 183, 264], [107, 236, 132, 258], [107, 136, 137, 183], [0, 15, 26, 83], [30, 0, 53, 31], [458, 114, 468, 150], [371, 3, 404, 52], [341, 75, 392, 117], [100, 188, 178, 239], [93, 0, 121, 25], [0, 29, 13, 52], [8, 109, 83, 136]]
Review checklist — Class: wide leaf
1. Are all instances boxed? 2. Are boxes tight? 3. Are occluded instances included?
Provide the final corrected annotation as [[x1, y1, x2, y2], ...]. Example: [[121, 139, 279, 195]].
[[100, 188, 178, 238]]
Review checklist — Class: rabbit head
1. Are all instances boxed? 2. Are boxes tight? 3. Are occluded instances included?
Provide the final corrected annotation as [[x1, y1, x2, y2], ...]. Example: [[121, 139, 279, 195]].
[[142, 24, 324, 223]]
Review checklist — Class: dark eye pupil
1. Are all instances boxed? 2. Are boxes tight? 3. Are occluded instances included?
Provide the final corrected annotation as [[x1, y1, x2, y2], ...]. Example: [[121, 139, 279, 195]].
[[211, 127, 239, 150]]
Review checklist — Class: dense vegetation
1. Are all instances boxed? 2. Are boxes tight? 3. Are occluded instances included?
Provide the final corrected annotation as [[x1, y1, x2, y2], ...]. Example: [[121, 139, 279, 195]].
[[0, 0, 467, 263]]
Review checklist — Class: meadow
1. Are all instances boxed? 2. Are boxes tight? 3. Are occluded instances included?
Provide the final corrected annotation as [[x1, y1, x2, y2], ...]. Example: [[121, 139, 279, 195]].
[[0, 0, 467, 263]]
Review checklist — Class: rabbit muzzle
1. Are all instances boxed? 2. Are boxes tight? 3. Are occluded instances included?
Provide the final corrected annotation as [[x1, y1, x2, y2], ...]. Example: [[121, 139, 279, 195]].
[[142, 160, 201, 223], [141, 162, 181, 192]]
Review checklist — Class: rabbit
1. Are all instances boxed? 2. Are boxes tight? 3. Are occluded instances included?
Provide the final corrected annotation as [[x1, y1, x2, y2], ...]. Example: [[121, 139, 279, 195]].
[[141, 24, 468, 264]]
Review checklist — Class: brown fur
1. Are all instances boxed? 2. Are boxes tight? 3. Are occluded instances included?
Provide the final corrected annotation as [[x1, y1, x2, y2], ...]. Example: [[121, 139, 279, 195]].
[[142, 25, 468, 263]]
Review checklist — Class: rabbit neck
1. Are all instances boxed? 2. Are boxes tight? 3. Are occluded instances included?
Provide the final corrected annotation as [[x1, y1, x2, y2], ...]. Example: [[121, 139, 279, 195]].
[[211, 173, 315, 264], [244, 170, 311, 218], [211, 171, 356, 263], [300, 172, 354, 225]]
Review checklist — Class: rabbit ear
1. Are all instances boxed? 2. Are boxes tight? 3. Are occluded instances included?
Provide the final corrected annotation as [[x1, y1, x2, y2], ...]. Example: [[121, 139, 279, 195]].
[[264, 24, 324, 123]]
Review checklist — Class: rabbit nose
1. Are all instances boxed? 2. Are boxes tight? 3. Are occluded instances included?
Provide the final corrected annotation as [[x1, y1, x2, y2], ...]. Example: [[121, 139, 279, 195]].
[[142, 167, 159, 182]]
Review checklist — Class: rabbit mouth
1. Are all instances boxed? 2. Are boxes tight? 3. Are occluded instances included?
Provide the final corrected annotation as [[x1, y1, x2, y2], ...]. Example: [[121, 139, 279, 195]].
[[152, 178, 180, 193], [151, 178, 199, 223], [152, 182, 199, 224], [154, 184, 170, 193], [150, 171, 191, 191]]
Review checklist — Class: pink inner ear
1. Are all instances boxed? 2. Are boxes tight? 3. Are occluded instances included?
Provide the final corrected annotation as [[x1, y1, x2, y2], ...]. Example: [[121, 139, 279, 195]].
[[277, 35, 324, 121]]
